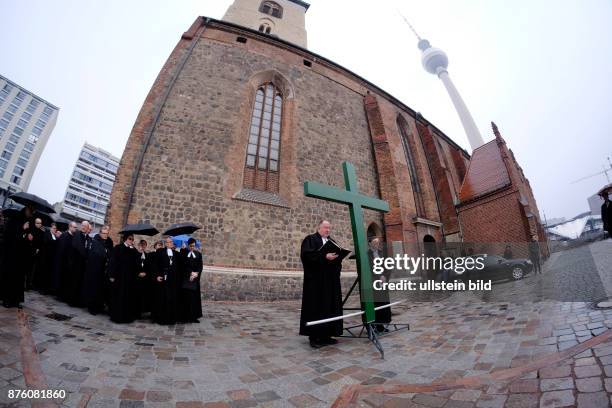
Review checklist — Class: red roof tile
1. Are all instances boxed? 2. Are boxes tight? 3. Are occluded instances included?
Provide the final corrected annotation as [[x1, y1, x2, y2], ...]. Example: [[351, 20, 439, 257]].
[[458, 140, 510, 202]]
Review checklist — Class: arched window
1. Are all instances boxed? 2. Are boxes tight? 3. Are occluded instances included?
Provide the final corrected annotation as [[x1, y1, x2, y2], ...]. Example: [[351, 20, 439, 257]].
[[397, 116, 426, 217], [260, 1, 283, 18], [258, 24, 272, 34], [244, 83, 283, 192]]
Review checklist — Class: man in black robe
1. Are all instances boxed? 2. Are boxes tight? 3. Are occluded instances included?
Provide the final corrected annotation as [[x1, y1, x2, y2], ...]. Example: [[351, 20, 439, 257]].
[[179, 238, 203, 323], [66, 221, 91, 307], [54, 222, 77, 300], [29, 218, 45, 291], [1, 205, 34, 308], [108, 234, 139, 323], [299, 220, 343, 348], [134, 240, 153, 318], [81, 225, 114, 315], [152, 236, 182, 325], [368, 238, 392, 332], [602, 192, 612, 238], [38, 223, 59, 294]]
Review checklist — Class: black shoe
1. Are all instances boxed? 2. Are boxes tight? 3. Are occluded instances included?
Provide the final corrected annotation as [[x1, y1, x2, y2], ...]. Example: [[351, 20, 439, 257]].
[[309, 339, 323, 349], [320, 337, 338, 345]]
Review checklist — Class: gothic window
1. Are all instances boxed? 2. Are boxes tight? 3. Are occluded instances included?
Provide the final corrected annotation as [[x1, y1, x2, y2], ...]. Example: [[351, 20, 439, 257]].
[[397, 117, 426, 217], [244, 83, 283, 192], [260, 1, 283, 18]]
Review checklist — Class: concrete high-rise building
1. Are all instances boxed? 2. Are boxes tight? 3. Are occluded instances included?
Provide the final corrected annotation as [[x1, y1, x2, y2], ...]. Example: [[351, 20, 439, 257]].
[[60, 143, 119, 225], [223, 0, 309, 48], [0, 75, 59, 205]]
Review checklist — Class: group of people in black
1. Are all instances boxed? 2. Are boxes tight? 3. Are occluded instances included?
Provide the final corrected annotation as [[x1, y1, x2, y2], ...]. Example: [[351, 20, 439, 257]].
[[0, 204, 204, 325]]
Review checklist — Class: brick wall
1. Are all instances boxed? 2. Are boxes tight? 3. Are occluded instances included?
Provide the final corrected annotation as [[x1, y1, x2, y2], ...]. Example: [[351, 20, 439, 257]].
[[108, 18, 475, 272]]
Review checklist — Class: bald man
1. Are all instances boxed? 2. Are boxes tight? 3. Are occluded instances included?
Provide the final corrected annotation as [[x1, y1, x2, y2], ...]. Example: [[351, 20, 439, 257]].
[[299, 220, 344, 348]]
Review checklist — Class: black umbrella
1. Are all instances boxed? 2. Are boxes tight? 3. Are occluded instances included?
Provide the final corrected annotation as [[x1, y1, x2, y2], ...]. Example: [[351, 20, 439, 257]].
[[119, 223, 159, 236], [8, 192, 55, 214], [163, 222, 201, 236], [51, 215, 71, 230]]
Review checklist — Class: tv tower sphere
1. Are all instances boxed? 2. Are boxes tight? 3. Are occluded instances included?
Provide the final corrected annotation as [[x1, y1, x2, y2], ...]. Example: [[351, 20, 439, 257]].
[[417, 38, 484, 150], [419, 39, 449, 74]]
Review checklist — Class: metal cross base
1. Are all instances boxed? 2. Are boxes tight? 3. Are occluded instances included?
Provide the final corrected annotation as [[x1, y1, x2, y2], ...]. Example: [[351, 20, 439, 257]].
[[338, 322, 410, 359]]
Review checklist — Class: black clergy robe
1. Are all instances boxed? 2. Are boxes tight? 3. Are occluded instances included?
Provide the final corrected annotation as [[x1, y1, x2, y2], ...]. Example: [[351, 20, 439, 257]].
[[81, 234, 113, 315], [1, 210, 33, 307], [152, 247, 182, 325], [299, 232, 343, 339], [368, 248, 391, 326], [38, 230, 59, 293], [53, 231, 74, 300], [66, 230, 90, 306], [134, 251, 154, 317], [28, 227, 44, 290], [179, 248, 203, 322], [108, 243, 138, 323]]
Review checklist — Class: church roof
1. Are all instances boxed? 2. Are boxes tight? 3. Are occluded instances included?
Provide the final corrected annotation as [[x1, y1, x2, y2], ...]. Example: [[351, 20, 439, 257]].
[[458, 140, 511, 203], [199, 17, 470, 160]]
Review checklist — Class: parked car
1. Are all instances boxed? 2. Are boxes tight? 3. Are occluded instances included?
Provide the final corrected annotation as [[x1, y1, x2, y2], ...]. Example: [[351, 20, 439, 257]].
[[455, 254, 533, 282]]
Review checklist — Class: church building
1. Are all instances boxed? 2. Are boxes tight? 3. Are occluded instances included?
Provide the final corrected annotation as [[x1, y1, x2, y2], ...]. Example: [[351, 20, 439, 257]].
[[107, 0, 546, 299]]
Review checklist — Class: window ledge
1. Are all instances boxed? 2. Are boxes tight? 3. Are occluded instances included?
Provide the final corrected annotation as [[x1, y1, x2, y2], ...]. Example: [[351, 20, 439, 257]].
[[233, 188, 290, 208], [412, 217, 443, 228]]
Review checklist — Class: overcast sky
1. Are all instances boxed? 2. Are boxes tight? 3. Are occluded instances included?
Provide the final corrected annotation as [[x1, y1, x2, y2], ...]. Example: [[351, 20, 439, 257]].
[[2, 0, 611, 221]]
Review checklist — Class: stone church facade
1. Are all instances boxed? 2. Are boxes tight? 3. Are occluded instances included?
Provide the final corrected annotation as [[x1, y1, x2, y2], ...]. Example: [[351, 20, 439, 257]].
[[107, 0, 546, 299]]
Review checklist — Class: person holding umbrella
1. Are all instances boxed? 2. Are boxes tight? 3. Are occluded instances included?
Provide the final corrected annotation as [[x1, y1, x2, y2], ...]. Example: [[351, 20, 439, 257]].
[[180, 238, 203, 323]]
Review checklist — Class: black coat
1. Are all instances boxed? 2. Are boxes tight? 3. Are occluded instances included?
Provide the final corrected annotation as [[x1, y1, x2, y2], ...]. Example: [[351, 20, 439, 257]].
[[108, 243, 139, 323], [0, 210, 33, 305], [299, 233, 343, 338], [368, 247, 391, 324], [53, 231, 74, 299], [66, 230, 90, 306], [179, 248, 203, 322], [134, 251, 154, 315], [81, 234, 114, 314], [32, 229, 53, 290], [602, 200, 612, 233], [152, 247, 182, 324]]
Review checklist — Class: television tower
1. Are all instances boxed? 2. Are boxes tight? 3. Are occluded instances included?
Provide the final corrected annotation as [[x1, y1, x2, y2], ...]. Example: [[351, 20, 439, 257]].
[[400, 14, 485, 151]]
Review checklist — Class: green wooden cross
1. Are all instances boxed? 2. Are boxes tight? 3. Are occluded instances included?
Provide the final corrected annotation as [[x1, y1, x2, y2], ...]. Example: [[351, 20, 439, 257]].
[[304, 161, 390, 323]]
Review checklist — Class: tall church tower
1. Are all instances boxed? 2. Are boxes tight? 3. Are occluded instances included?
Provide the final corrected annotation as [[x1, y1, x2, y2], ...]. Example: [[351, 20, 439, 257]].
[[222, 0, 309, 48]]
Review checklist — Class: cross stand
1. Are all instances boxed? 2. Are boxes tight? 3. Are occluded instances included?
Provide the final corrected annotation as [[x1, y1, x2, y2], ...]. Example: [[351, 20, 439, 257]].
[[340, 277, 410, 359], [304, 162, 410, 359]]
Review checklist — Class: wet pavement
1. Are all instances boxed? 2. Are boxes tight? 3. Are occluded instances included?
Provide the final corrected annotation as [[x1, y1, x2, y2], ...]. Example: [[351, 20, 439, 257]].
[[1, 239, 612, 407]]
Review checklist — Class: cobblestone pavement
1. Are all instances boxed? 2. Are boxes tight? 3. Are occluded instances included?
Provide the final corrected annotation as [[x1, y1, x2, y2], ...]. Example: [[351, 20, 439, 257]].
[[1, 239, 611, 407]]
